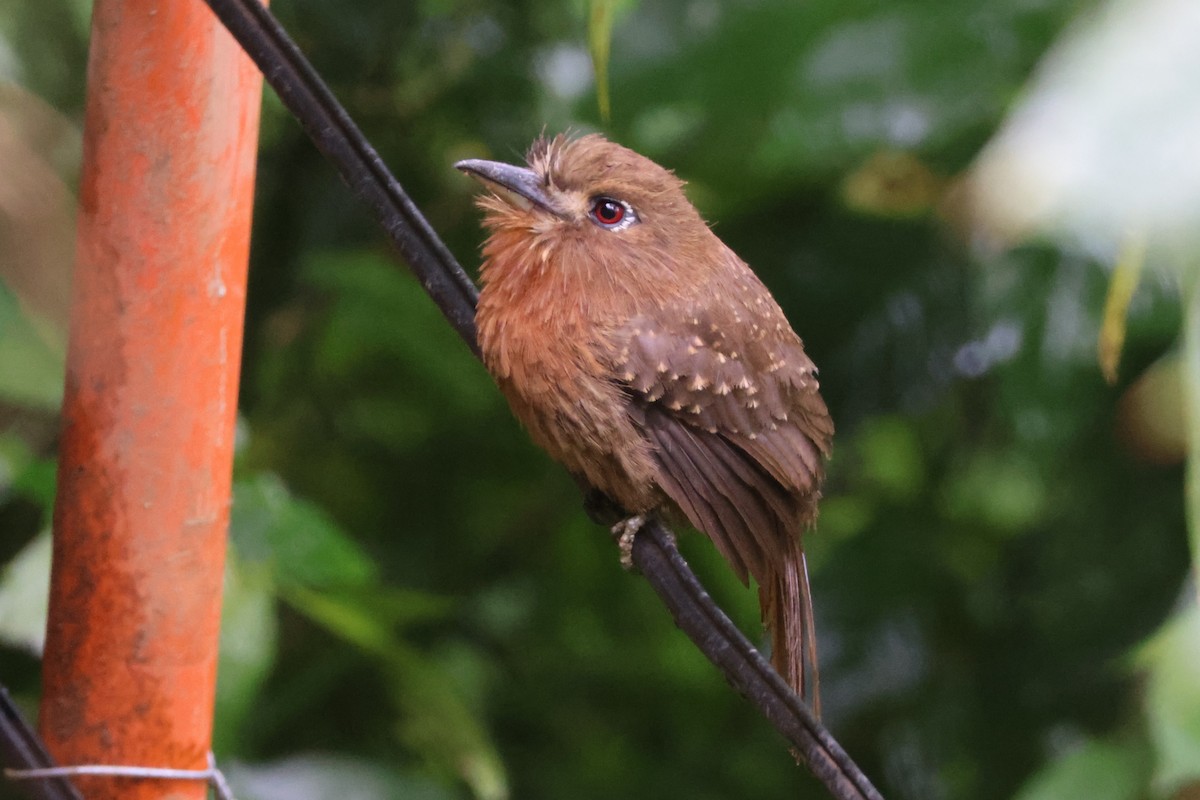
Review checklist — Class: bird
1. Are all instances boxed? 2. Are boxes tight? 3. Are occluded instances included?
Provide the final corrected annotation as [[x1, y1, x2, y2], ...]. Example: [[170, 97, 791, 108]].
[[456, 133, 833, 710]]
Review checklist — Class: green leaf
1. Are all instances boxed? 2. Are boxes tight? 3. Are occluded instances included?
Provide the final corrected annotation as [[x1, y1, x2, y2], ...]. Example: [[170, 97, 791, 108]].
[[1186, 276, 1200, 585], [1098, 231, 1146, 384], [213, 552, 278, 754], [231, 473, 378, 589], [1012, 737, 1148, 800], [0, 530, 50, 654], [0, 283, 63, 411], [285, 584, 508, 800], [300, 250, 494, 421], [588, 0, 617, 121], [1140, 607, 1200, 795], [11, 456, 58, 511]]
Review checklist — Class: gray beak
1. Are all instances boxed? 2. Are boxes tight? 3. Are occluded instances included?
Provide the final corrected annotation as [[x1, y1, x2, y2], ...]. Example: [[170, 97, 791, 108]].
[[455, 158, 557, 214]]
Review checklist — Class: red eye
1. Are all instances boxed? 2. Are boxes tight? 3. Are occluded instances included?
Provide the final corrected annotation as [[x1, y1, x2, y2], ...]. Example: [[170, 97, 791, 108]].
[[590, 197, 627, 227]]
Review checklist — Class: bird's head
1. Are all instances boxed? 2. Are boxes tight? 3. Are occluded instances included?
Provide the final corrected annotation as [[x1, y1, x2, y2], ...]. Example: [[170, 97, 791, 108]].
[[456, 134, 709, 251]]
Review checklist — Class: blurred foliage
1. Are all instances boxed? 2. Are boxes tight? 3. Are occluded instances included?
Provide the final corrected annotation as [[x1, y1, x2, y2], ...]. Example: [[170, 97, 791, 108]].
[[0, 0, 1197, 799]]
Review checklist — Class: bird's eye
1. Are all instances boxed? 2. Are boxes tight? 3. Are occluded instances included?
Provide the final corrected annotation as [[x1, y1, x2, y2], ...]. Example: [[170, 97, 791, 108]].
[[589, 196, 637, 230]]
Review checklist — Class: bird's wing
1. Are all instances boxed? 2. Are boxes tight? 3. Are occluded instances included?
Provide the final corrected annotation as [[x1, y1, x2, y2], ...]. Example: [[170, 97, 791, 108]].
[[608, 290, 832, 584], [610, 285, 833, 707]]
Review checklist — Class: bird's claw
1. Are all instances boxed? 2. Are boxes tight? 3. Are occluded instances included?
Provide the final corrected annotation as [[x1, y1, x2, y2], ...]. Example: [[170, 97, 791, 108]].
[[612, 514, 646, 570]]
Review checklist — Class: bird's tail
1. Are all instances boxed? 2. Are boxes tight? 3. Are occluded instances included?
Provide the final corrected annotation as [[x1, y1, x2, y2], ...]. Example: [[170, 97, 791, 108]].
[[759, 536, 820, 715]]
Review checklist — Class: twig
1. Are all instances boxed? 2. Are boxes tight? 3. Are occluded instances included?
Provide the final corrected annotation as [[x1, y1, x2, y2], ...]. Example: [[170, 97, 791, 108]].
[[0, 688, 83, 800], [197, 1, 885, 797]]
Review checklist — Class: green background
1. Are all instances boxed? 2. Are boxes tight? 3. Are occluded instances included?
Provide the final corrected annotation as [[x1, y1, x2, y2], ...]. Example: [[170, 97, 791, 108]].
[[0, 1, 1195, 798]]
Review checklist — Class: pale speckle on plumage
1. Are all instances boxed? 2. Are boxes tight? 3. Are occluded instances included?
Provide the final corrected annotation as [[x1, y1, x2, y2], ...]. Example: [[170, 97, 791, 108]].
[[715, 382, 731, 395], [688, 375, 709, 391]]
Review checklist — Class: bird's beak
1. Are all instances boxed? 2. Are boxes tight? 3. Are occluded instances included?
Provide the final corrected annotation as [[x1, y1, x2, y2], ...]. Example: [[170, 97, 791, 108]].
[[455, 158, 558, 215]]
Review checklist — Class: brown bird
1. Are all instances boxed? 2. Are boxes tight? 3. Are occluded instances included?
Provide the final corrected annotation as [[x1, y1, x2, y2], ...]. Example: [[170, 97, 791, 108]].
[[457, 134, 833, 709]]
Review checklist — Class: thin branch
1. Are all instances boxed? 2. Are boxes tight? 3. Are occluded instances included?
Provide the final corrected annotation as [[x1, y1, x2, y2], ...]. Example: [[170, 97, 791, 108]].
[[0, 688, 83, 800], [198, 1, 885, 797]]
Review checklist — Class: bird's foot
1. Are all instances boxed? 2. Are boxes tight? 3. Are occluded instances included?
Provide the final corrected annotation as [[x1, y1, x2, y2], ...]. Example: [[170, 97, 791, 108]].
[[611, 514, 646, 570]]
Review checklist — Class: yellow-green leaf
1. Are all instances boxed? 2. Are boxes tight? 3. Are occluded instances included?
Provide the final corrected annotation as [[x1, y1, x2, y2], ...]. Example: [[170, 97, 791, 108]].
[[588, 0, 617, 121], [1098, 230, 1146, 384]]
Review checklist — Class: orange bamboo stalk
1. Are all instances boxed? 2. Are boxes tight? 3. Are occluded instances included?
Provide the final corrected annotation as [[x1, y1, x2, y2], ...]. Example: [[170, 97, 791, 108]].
[[39, 2, 264, 798]]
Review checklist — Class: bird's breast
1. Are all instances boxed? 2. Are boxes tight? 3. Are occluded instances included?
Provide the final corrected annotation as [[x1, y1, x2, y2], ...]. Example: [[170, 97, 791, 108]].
[[476, 249, 662, 512]]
